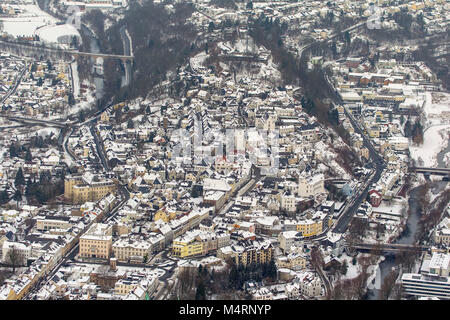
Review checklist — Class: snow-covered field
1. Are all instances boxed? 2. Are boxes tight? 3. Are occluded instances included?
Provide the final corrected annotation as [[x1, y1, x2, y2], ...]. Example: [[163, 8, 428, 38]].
[[1, 3, 80, 45], [1, 4, 58, 37], [410, 124, 449, 167], [36, 24, 80, 43], [36, 127, 60, 137], [409, 92, 450, 167]]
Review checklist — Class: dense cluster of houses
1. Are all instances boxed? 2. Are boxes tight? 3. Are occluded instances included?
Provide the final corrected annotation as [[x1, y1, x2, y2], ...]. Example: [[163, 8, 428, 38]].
[[0, 0, 448, 301], [1, 53, 73, 119]]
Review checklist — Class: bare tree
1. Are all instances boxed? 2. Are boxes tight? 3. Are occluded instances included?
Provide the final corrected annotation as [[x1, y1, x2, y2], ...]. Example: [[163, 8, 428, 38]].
[[328, 280, 345, 300], [391, 282, 404, 300], [310, 246, 325, 270], [0, 270, 6, 286], [175, 268, 197, 299], [395, 246, 421, 273], [349, 217, 369, 240], [6, 246, 23, 274], [378, 270, 398, 300]]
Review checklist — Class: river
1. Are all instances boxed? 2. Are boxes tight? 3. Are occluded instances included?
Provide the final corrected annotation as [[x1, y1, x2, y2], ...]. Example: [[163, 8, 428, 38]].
[[367, 137, 450, 299], [80, 25, 104, 99]]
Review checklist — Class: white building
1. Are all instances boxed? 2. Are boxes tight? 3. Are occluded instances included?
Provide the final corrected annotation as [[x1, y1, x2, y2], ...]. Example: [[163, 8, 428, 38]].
[[278, 231, 301, 253], [2, 241, 32, 266], [298, 173, 325, 197]]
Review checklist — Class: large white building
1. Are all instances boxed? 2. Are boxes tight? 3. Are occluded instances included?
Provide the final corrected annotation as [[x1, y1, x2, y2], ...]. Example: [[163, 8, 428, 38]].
[[402, 253, 450, 299], [401, 273, 450, 299], [278, 231, 301, 253], [297, 173, 325, 197]]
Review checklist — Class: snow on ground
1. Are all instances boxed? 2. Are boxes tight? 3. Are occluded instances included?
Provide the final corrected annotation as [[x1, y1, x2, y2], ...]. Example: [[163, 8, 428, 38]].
[[190, 51, 208, 73], [15, 126, 59, 142], [336, 253, 359, 280], [68, 80, 96, 119], [36, 24, 80, 44], [444, 152, 450, 167], [367, 256, 385, 290], [425, 91, 450, 126], [36, 127, 60, 137], [409, 124, 449, 167], [410, 91, 450, 167], [71, 60, 80, 97], [257, 56, 281, 81], [2, 4, 80, 45], [1, 4, 58, 37], [373, 198, 407, 217]]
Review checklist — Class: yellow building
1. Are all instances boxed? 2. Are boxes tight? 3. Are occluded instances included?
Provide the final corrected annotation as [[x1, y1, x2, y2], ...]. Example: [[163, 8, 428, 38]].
[[100, 111, 110, 123], [217, 240, 273, 267], [64, 173, 117, 204], [236, 243, 273, 266], [368, 127, 380, 138], [360, 147, 369, 160], [154, 210, 169, 223], [114, 279, 136, 296], [374, 110, 384, 122], [79, 223, 113, 259], [276, 253, 307, 270], [296, 219, 323, 237], [172, 235, 203, 258]]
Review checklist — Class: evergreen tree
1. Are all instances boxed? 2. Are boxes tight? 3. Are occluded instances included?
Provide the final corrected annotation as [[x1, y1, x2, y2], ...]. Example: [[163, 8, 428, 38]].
[[404, 119, 412, 137], [341, 260, 348, 275], [79, 110, 85, 123], [68, 93, 75, 106], [268, 259, 277, 280], [331, 41, 337, 57], [14, 168, 25, 189], [25, 177, 33, 197], [208, 22, 215, 33], [344, 31, 351, 44], [13, 189, 22, 205], [228, 264, 239, 289], [195, 281, 206, 300], [0, 189, 9, 205], [328, 108, 340, 125], [25, 149, 32, 162], [191, 186, 200, 198], [301, 97, 315, 114]]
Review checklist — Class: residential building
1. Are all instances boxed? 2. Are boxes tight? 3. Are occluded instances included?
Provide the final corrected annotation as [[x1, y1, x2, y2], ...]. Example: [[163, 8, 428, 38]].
[[79, 223, 113, 259]]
